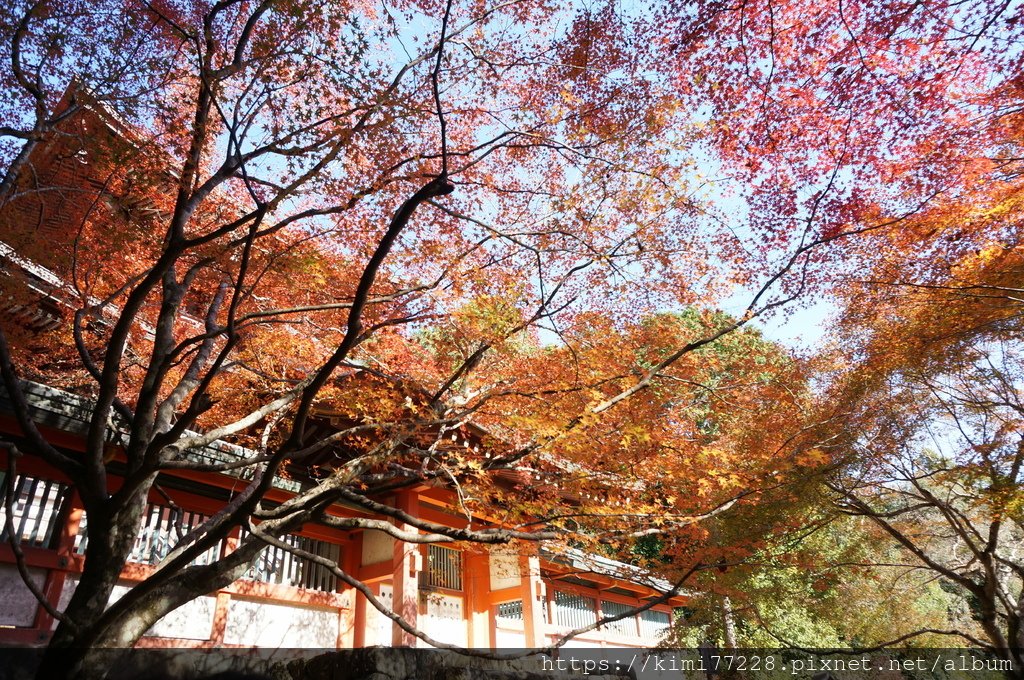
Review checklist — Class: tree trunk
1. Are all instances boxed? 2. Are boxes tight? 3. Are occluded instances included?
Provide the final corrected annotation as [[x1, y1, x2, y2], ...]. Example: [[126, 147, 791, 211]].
[[722, 596, 737, 650], [34, 478, 159, 680]]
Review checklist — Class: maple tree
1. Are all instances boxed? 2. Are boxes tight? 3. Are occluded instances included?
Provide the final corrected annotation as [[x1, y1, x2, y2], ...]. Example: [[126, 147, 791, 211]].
[[0, 0, 1021, 677], [813, 93, 1024, 673], [820, 333, 1024, 674]]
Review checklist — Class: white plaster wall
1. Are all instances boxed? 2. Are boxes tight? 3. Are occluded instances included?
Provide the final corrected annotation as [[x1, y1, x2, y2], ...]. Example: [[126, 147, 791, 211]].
[[147, 596, 216, 640], [107, 583, 215, 640], [420, 592, 466, 647], [366, 583, 393, 647], [494, 629, 526, 648], [0, 564, 46, 626], [51, 575, 81, 629], [488, 552, 521, 591], [224, 598, 338, 648], [556, 635, 603, 648], [361, 530, 394, 566]]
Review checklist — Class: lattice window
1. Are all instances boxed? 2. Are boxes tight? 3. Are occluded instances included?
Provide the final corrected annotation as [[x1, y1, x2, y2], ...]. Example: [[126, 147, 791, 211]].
[[638, 609, 671, 640], [496, 600, 524, 622], [0, 473, 70, 549], [74, 503, 222, 567], [554, 590, 597, 628], [421, 544, 463, 591], [243, 531, 340, 593], [601, 600, 639, 636]]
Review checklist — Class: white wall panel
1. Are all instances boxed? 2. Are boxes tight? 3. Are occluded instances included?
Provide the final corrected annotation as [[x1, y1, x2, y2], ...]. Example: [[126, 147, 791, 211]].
[[420, 592, 466, 647], [106, 582, 215, 640], [488, 552, 521, 591], [0, 564, 45, 626], [361, 530, 394, 566], [224, 598, 338, 648]]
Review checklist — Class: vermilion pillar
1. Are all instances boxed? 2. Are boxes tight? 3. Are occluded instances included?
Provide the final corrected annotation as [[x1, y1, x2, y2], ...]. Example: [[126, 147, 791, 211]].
[[391, 491, 420, 646], [518, 552, 546, 647], [465, 550, 490, 647]]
